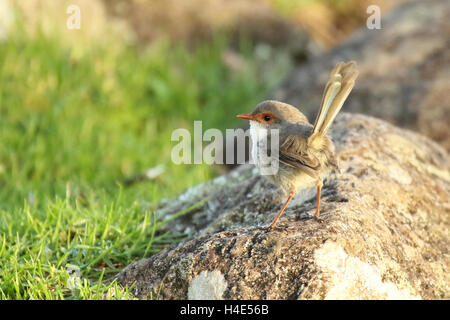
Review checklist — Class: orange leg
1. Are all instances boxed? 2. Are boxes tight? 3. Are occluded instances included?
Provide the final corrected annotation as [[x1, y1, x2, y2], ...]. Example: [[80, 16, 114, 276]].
[[268, 192, 295, 230], [315, 184, 321, 218]]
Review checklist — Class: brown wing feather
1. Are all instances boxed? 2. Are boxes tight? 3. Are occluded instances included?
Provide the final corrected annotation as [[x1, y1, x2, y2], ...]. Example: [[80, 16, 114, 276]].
[[309, 61, 358, 146], [279, 135, 320, 178]]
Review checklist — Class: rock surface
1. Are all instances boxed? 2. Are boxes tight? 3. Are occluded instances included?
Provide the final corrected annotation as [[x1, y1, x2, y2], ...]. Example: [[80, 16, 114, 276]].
[[117, 114, 450, 299], [270, 0, 450, 151]]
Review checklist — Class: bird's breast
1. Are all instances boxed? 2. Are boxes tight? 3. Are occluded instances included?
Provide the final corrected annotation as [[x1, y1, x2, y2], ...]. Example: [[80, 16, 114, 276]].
[[249, 121, 270, 168]]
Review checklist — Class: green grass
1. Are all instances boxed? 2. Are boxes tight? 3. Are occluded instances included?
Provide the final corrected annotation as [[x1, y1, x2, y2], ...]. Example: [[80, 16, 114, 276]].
[[0, 25, 290, 299]]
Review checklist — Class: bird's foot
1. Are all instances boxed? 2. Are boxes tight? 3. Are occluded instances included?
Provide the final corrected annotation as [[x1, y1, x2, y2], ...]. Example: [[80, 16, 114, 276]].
[[313, 215, 325, 224], [259, 224, 289, 233]]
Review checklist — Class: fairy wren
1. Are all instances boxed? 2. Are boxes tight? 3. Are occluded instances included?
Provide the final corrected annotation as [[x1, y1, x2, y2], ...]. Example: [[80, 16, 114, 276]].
[[237, 61, 358, 229]]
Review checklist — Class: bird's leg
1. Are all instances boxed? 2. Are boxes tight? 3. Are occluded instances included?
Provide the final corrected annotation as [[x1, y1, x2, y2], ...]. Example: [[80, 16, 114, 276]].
[[315, 180, 323, 219], [268, 192, 295, 230]]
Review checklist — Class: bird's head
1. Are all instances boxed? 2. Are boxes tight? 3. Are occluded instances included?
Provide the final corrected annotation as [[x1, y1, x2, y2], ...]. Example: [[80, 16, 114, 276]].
[[237, 100, 308, 128]]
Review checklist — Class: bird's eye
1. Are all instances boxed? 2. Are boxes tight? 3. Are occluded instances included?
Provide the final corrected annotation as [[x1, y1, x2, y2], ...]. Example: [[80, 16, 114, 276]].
[[264, 115, 271, 121]]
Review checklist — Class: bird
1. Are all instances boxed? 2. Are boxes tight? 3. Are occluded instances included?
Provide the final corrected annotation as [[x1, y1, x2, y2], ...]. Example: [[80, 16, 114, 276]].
[[237, 61, 358, 230]]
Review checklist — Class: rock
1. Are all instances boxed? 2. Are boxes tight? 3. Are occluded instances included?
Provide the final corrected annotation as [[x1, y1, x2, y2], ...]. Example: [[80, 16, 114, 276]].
[[117, 114, 450, 299], [269, 0, 450, 151]]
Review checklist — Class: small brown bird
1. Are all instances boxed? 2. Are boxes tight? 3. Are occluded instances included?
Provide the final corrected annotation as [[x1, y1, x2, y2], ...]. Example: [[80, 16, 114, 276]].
[[237, 61, 358, 230]]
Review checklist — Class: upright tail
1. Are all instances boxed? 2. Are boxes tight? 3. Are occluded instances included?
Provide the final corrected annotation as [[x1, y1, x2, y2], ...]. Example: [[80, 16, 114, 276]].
[[309, 61, 358, 145]]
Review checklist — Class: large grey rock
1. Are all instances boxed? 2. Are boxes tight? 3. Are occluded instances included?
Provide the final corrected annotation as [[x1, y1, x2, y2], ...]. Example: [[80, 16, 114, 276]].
[[117, 114, 450, 299], [271, 0, 450, 151]]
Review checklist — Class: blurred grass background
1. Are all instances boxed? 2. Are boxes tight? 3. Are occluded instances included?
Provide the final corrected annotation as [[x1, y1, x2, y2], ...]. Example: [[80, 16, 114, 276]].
[[0, 4, 290, 300], [0, 0, 403, 299]]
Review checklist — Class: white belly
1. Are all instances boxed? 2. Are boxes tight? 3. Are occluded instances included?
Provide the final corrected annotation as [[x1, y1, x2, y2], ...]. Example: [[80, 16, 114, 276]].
[[249, 121, 269, 168], [249, 121, 282, 176]]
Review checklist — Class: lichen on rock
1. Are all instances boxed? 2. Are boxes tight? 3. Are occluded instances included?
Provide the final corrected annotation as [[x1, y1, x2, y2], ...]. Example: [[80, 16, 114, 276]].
[[188, 270, 228, 300]]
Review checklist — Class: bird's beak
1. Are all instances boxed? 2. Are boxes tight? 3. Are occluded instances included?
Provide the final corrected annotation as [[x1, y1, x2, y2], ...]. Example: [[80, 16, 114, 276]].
[[236, 114, 254, 120]]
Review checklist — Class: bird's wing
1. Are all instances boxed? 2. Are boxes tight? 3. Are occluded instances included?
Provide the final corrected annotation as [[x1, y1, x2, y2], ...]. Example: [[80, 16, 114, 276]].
[[279, 135, 320, 178]]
